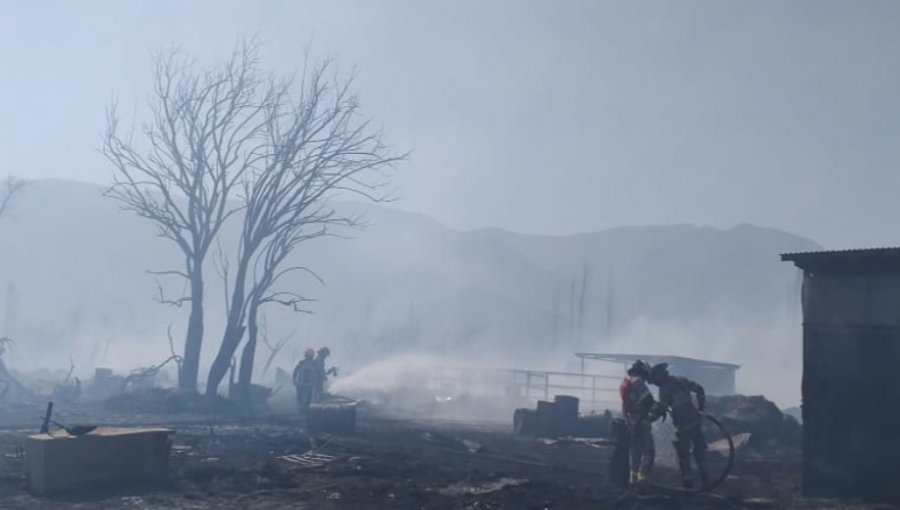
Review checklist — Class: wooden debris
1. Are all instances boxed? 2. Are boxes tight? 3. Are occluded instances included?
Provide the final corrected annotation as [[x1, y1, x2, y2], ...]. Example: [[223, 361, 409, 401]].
[[278, 451, 338, 470]]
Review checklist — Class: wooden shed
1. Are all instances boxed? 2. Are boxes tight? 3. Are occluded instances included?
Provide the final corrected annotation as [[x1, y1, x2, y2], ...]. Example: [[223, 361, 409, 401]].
[[782, 248, 900, 501]]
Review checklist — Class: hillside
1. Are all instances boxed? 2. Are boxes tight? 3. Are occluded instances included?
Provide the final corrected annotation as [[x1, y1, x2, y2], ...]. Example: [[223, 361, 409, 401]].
[[0, 180, 818, 403]]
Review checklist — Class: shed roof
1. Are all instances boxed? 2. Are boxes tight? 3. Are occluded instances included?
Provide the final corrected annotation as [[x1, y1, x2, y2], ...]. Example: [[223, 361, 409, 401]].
[[574, 352, 740, 370], [781, 247, 900, 274]]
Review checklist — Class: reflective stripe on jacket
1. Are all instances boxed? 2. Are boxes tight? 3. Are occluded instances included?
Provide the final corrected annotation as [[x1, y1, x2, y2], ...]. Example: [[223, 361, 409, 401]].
[[620, 375, 654, 417]]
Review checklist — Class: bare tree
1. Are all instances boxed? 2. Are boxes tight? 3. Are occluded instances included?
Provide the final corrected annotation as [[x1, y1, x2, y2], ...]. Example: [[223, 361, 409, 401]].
[[0, 176, 27, 221], [577, 262, 589, 347], [251, 314, 294, 380], [102, 40, 276, 392], [206, 59, 403, 397]]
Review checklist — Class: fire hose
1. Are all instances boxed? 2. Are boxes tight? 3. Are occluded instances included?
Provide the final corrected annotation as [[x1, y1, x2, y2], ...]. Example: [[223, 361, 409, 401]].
[[695, 412, 735, 492], [609, 413, 735, 507], [654, 412, 735, 494]]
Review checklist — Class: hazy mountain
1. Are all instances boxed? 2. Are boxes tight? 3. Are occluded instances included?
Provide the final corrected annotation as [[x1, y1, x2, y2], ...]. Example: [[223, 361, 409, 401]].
[[0, 180, 817, 402]]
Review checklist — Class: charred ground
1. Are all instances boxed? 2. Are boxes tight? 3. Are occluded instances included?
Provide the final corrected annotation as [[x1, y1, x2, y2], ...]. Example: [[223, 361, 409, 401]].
[[0, 399, 886, 510]]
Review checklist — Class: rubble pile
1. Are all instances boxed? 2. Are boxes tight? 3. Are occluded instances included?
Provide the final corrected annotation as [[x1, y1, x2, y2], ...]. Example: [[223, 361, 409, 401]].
[[706, 395, 801, 450]]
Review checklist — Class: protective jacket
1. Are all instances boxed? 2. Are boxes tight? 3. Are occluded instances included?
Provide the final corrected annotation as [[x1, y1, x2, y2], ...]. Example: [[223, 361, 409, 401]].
[[655, 376, 705, 429], [293, 359, 317, 387], [620, 375, 655, 420]]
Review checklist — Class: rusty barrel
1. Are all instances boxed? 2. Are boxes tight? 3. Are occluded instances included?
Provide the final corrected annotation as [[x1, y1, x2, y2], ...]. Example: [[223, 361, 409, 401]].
[[608, 418, 630, 487], [513, 408, 539, 435], [535, 400, 556, 437], [551, 395, 579, 436], [575, 409, 613, 438], [307, 402, 357, 435]]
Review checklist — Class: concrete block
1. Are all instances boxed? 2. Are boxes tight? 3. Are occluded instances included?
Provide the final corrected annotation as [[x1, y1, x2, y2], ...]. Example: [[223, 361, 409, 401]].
[[26, 427, 172, 494]]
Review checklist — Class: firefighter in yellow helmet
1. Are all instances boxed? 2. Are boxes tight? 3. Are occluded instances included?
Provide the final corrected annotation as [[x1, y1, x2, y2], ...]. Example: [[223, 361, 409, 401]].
[[619, 359, 658, 486]]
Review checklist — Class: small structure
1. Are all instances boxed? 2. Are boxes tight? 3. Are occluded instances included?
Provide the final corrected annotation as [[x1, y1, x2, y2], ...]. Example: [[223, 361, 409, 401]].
[[783, 248, 900, 501], [575, 353, 739, 395], [90, 367, 125, 401], [26, 427, 171, 494]]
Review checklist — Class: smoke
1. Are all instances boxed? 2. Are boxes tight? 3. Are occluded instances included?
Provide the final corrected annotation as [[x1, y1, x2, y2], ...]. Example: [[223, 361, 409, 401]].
[[0, 182, 808, 411], [329, 353, 534, 422], [329, 352, 444, 397], [591, 310, 802, 407], [325, 299, 802, 426]]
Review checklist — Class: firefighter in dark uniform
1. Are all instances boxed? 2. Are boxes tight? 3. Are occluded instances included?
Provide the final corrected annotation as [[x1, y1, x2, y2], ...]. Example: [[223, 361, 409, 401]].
[[293, 348, 318, 411], [619, 359, 657, 486], [313, 346, 337, 402], [648, 362, 709, 489]]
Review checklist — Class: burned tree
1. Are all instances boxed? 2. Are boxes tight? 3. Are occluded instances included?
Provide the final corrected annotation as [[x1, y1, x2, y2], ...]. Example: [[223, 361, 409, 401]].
[[0, 337, 28, 400], [0, 176, 26, 221], [102, 41, 275, 392], [205, 60, 402, 398], [231, 215, 328, 406], [0, 176, 27, 392], [258, 321, 294, 379]]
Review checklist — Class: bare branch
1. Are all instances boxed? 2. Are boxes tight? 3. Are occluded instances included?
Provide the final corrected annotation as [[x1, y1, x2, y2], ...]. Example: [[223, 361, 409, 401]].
[[260, 292, 316, 313], [0, 176, 28, 221], [213, 237, 232, 312], [153, 278, 191, 307], [204, 45, 405, 395], [102, 39, 282, 391], [62, 355, 75, 386], [260, 316, 293, 378], [147, 269, 191, 279]]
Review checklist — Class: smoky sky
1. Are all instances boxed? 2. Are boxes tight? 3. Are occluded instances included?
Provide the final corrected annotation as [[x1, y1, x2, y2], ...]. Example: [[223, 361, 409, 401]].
[[2, 0, 900, 248]]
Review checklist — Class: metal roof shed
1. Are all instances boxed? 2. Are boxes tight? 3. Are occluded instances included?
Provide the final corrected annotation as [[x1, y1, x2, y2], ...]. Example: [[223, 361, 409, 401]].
[[783, 247, 900, 501], [574, 352, 739, 395]]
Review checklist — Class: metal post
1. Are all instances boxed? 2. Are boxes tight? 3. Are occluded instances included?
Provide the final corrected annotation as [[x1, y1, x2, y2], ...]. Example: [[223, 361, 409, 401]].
[[580, 357, 587, 394]]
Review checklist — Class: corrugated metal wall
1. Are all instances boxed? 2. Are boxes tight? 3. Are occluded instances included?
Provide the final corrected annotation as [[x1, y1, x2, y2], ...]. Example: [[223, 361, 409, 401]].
[[801, 272, 900, 500]]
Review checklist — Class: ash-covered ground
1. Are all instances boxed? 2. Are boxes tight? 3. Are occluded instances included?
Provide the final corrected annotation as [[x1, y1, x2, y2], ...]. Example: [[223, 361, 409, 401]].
[[0, 395, 888, 510]]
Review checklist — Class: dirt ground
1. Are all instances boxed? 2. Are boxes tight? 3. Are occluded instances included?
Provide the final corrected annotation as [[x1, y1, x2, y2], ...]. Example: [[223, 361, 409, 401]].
[[0, 401, 893, 510]]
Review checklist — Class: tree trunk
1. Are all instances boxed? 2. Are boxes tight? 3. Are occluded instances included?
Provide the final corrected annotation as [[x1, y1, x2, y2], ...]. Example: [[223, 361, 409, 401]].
[[205, 261, 250, 397], [235, 299, 259, 411], [179, 267, 204, 393], [206, 324, 245, 397], [238, 300, 259, 389]]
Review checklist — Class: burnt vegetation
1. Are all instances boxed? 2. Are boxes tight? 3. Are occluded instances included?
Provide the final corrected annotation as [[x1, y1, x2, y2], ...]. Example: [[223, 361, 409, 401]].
[[102, 39, 403, 398]]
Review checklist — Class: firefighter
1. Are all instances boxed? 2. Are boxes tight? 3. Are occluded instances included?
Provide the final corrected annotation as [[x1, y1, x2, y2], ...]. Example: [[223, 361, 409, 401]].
[[293, 348, 318, 411], [313, 346, 337, 402], [619, 359, 658, 486], [647, 362, 709, 490]]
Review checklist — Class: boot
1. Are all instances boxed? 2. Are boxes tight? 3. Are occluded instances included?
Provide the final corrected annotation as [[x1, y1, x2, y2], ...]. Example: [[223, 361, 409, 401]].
[[675, 440, 694, 489], [630, 470, 647, 494], [697, 461, 709, 489]]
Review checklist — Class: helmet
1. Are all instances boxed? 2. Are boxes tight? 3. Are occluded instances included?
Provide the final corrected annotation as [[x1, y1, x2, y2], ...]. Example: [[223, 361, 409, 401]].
[[627, 359, 651, 378], [304, 348, 315, 359], [317, 346, 330, 357], [648, 362, 670, 384]]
